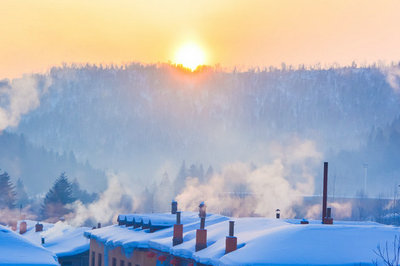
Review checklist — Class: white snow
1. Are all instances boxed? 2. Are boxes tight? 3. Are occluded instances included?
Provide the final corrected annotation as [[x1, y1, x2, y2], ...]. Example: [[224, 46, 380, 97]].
[[0, 225, 59, 265], [19, 220, 90, 258], [86, 213, 400, 265]]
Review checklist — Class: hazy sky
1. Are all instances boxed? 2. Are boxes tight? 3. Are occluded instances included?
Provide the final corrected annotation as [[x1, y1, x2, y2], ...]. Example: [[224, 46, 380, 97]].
[[1, 0, 400, 78]]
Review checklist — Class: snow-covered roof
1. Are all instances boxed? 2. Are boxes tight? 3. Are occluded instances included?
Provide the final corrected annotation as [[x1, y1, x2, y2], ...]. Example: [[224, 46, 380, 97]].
[[0, 225, 59, 265], [118, 212, 209, 227], [19, 220, 90, 258], [86, 212, 400, 265]]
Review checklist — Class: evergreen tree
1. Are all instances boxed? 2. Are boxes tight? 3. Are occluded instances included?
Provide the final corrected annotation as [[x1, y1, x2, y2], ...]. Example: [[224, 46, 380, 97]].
[[15, 178, 29, 208], [71, 178, 97, 204], [0, 171, 16, 209], [42, 172, 75, 220]]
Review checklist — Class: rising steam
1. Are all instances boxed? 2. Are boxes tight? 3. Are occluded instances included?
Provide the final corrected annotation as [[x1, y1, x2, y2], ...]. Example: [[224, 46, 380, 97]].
[[66, 173, 138, 227], [0, 76, 51, 131], [176, 139, 322, 218]]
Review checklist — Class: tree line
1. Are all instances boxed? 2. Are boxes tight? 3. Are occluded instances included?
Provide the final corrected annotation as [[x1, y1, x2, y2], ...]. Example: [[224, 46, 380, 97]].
[[0, 169, 97, 223]]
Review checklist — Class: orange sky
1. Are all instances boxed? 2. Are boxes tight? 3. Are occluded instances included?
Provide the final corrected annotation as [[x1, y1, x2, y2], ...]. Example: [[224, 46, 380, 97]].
[[1, 0, 400, 79]]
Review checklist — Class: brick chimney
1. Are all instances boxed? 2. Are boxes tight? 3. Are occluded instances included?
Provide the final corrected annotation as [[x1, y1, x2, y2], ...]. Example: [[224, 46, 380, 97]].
[[35, 222, 43, 232], [225, 221, 237, 254], [19, 221, 27, 234], [173, 211, 183, 246], [196, 202, 207, 251]]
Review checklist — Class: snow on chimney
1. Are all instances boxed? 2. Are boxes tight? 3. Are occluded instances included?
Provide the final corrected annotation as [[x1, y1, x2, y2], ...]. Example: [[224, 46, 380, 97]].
[[196, 202, 207, 251], [225, 221, 237, 254], [35, 222, 43, 232], [19, 221, 27, 234], [172, 211, 183, 246]]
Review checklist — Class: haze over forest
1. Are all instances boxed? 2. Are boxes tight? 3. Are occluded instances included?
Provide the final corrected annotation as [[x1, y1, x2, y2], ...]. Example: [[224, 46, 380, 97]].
[[1, 63, 399, 197]]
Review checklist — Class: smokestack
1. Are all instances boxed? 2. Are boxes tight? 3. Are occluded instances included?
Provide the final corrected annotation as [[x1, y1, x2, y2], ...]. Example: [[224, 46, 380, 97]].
[[171, 201, 177, 214], [19, 221, 27, 234], [225, 221, 237, 254], [322, 162, 333, 224], [196, 203, 207, 251], [35, 222, 43, 232], [322, 162, 328, 222], [172, 212, 183, 246]]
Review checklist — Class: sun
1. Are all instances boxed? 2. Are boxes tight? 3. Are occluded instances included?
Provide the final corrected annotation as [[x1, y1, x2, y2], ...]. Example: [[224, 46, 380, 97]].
[[174, 43, 206, 71]]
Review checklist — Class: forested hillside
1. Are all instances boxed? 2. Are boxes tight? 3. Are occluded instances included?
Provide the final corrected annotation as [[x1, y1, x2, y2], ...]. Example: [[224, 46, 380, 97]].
[[5, 63, 400, 196]]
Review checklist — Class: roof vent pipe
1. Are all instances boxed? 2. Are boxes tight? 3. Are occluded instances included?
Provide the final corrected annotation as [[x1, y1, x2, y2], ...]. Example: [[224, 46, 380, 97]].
[[171, 201, 177, 214]]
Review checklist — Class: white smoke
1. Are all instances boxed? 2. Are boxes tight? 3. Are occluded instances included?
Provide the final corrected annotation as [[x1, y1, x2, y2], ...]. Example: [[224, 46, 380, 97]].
[[66, 173, 138, 227], [176, 139, 322, 218], [0, 76, 51, 131], [306, 202, 352, 220], [381, 66, 400, 93]]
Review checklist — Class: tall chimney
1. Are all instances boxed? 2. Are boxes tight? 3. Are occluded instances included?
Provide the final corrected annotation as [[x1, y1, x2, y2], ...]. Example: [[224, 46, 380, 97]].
[[322, 162, 328, 223], [225, 221, 237, 254], [322, 162, 333, 224], [172, 211, 183, 246], [19, 221, 27, 234], [171, 201, 178, 214]]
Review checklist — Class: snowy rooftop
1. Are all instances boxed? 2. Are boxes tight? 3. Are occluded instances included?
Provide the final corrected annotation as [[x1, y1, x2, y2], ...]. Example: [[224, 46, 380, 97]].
[[86, 213, 400, 265], [0, 224, 59, 265], [19, 220, 90, 258]]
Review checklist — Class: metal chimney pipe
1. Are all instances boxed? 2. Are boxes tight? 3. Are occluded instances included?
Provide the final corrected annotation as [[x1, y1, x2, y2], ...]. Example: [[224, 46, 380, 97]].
[[97, 222, 101, 228], [41, 237, 45, 244], [176, 211, 181, 225], [229, 221, 234, 237], [200, 217, 205, 230], [322, 162, 328, 222], [171, 201, 177, 214]]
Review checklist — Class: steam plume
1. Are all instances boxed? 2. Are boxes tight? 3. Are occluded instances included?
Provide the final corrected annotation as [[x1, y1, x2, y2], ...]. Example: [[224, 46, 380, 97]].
[[0, 76, 51, 131], [176, 139, 321, 218]]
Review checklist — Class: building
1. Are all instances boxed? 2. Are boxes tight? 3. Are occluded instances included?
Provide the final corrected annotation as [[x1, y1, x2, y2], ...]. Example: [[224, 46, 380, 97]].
[[84, 202, 400, 266], [0, 224, 59, 265], [19, 220, 91, 266]]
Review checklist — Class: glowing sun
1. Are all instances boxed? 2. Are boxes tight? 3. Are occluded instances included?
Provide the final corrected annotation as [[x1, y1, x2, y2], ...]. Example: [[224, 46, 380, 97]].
[[174, 43, 206, 71]]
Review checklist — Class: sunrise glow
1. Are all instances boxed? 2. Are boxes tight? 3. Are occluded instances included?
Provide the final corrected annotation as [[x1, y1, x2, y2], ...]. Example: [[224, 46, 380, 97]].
[[174, 43, 206, 71]]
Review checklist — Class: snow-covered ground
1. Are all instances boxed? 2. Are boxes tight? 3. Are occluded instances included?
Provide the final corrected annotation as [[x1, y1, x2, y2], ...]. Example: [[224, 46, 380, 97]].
[[86, 213, 400, 265], [0, 224, 59, 265], [19, 220, 90, 258]]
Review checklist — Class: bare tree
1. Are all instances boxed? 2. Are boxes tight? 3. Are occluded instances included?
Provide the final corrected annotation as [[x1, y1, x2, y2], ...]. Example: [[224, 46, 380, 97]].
[[373, 235, 400, 266]]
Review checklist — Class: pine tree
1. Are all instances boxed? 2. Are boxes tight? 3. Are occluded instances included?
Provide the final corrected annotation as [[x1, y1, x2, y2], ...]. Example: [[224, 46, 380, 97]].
[[0, 171, 16, 209], [71, 178, 97, 204], [42, 172, 75, 220]]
